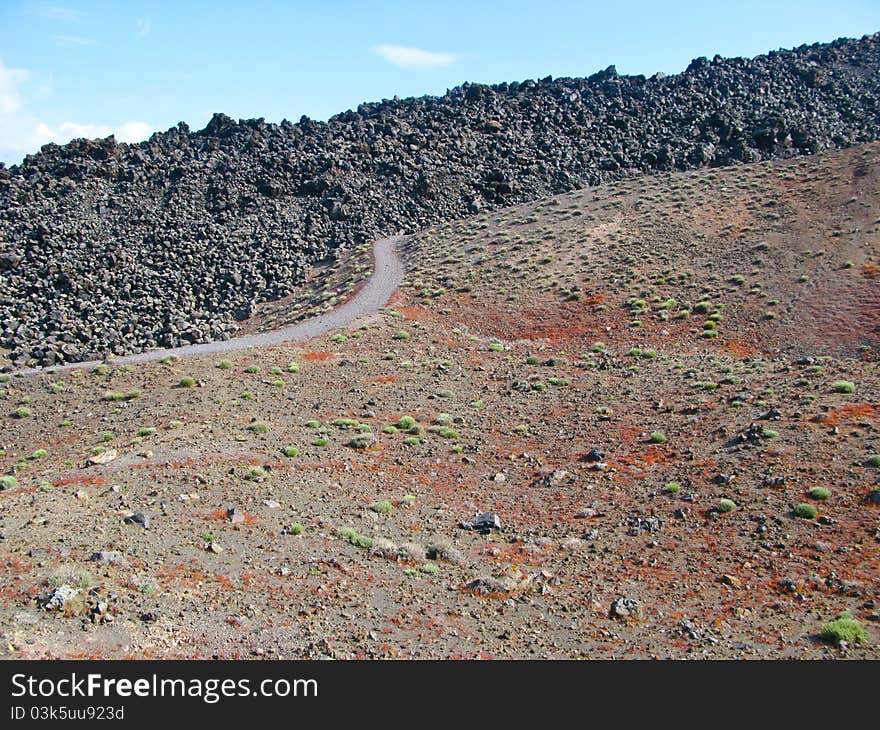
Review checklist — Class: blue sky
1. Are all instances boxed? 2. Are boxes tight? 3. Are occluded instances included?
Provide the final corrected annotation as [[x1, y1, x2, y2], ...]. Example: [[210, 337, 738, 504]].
[[1, 0, 878, 164]]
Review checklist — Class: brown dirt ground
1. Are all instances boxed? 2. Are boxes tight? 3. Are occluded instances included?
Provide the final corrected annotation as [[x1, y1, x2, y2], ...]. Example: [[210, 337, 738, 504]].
[[0, 143, 878, 659]]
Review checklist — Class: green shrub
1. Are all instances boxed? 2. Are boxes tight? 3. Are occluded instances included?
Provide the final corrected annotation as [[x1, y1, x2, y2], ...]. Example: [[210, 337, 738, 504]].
[[821, 612, 867, 645], [0, 475, 19, 490], [348, 434, 375, 449], [866, 455, 880, 468], [339, 527, 373, 549], [305, 420, 320, 429], [244, 365, 260, 374], [311, 437, 328, 447], [369, 500, 393, 514], [12, 406, 31, 419], [650, 431, 667, 444], [217, 360, 233, 370], [282, 446, 299, 458], [794, 502, 818, 519], [245, 466, 268, 480], [664, 482, 681, 494], [832, 380, 856, 394], [809, 487, 831, 500], [398, 415, 416, 430], [178, 376, 196, 388], [289, 523, 305, 536], [30, 449, 48, 459], [717, 498, 736, 514], [287, 362, 300, 373], [248, 421, 270, 434], [403, 436, 421, 446], [137, 427, 156, 437]]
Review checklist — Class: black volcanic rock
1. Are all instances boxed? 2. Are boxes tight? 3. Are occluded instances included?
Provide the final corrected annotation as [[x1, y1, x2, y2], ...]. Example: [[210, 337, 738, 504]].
[[1, 34, 880, 366]]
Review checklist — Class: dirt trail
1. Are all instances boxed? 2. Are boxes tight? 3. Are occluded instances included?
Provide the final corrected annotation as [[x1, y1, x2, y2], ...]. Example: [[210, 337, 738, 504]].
[[16, 236, 404, 376]]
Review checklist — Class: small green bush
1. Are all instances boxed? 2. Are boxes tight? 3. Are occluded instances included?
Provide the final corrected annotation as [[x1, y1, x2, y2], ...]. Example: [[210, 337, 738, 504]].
[[808, 487, 831, 500], [866, 455, 880, 468], [289, 523, 305, 536], [821, 612, 867, 645], [339, 527, 373, 549], [282, 446, 299, 458], [137, 427, 156, 437], [398, 415, 416, 430], [717, 498, 736, 514], [248, 421, 270, 434], [12, 406, 31, 419], [0, 475, 19, 490], [217, 360, 233, 370], [178, 376, 196, 388], [369, 500, 393, 515], [794, 502, 818, 519], [650, 431, 667, 444], [664, 482, 681, 494], [832, 380, 856, 394]]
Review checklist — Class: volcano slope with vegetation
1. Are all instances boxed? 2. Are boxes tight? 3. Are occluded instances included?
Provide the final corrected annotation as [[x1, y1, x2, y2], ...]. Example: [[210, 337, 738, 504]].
[[1, 34, 880, 367], [0, 143, 878, 659]]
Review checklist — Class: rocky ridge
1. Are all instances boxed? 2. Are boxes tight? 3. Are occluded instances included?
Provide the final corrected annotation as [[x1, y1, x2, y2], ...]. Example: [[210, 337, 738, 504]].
[[1, 33, 879, 366]]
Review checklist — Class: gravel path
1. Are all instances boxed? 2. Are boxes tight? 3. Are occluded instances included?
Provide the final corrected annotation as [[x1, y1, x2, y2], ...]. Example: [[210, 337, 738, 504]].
[[16, 236, 404, 376]]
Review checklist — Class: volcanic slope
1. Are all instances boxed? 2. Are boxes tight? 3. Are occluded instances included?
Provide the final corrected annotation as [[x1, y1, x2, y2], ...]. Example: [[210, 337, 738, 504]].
[[0, 143, 878, 659], [1, 34, 880, 366]]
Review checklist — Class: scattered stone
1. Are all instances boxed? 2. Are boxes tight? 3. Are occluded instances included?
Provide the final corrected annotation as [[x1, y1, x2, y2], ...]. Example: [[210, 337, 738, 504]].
[[89, 550, 127, 566], [610, 597, 642, 620], [87, 449, 118, 465], [460, 512, 502, 533], [37, 585, 82, 612], [123, 511, 150, 528]]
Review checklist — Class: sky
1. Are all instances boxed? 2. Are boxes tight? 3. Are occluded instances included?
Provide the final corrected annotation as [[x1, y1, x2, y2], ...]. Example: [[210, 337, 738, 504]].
[[1, 0, 878, 164]]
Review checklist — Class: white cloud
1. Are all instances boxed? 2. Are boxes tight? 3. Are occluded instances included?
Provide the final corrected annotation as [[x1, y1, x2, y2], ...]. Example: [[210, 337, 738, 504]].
[[0, 58, 153, 165], [136, 18, 152, 36], [0, 63, 30, 114], [53, 34, 97, 46], [371, 44, 460, 69]]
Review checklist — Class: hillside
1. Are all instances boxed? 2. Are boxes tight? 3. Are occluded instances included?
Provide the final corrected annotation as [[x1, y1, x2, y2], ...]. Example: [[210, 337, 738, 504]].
[[0, 143, 877, 659], [1, 33, 880, 367]]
